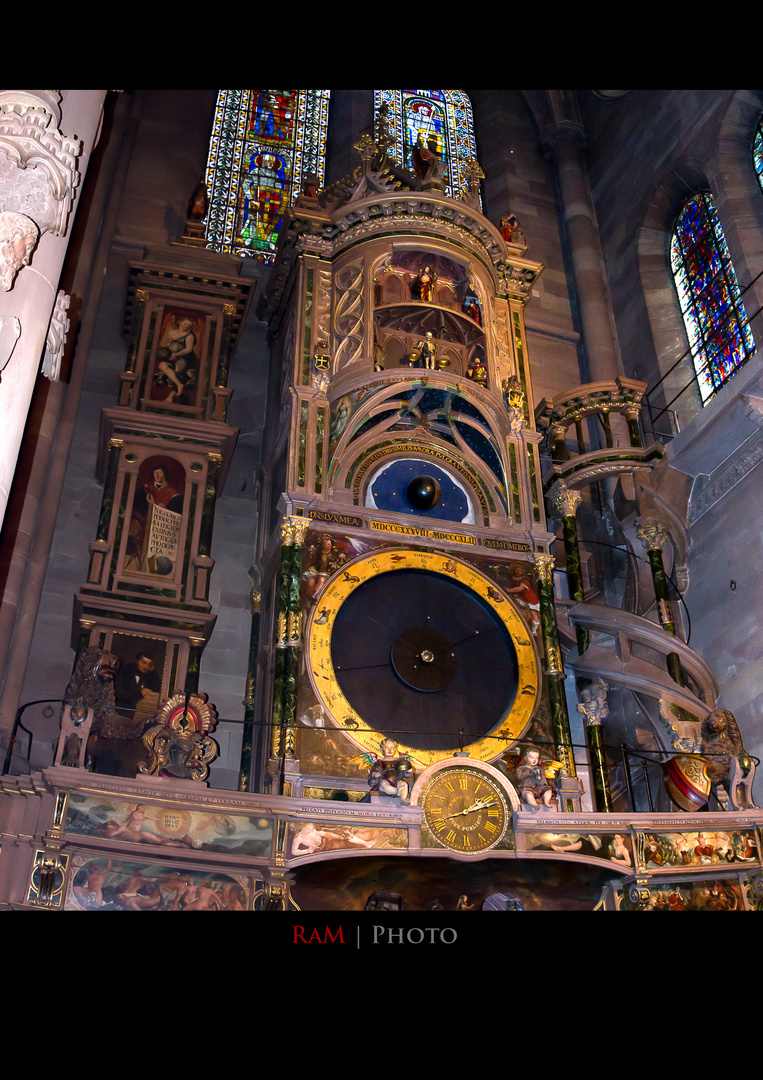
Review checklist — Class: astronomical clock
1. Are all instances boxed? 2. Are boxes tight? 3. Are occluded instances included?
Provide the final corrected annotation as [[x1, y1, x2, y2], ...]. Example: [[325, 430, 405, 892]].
[[249, 127, 565, 818]]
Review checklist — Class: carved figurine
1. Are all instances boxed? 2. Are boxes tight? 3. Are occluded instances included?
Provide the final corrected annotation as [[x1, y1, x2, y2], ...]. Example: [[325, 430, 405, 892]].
[[515, 745, 563, 811], [413, 331, 437, 369], [139, 691, 219, 782], [0, 211, 38, 291], [462, 282, 481, 324], [302, 533, 348, 603], [500, 213, 526, 247], [186, 180, 209, 222], [411, 265, 437, 302], [466, 354, 487, 386], [356, 738, 417, 804], [412, 134, 444, 185], [701, 708, 756, 809]]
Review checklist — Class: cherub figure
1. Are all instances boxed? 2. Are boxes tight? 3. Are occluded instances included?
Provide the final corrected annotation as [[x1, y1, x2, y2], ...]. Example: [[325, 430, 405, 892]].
[[515, 745, 562, 811]]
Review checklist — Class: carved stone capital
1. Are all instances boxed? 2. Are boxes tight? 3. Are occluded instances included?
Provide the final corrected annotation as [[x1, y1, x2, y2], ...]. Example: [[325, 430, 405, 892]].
[[0, 93, 82, 236], [635, 519, 669, 552], [280, 515, 312, 546], [576, 680, 609, 726], [547, 481, 582, 520], [533, 552, 556, 584]]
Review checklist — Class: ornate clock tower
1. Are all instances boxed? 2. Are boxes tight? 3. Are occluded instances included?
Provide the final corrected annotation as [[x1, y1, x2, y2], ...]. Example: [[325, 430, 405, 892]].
[[248, 125, 580, 821]]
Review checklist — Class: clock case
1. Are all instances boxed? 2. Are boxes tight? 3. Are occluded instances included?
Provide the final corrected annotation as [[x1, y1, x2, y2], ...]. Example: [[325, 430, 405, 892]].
[[249, 159, 558, 803]]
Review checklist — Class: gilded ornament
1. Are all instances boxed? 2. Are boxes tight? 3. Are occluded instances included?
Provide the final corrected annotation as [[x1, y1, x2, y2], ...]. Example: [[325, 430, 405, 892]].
[[533, 552, 556, 584]]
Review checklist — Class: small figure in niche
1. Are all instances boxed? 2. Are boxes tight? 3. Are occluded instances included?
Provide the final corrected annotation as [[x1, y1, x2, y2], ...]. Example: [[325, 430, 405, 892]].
[[466, 354, 488, 386], [411, 265, 437, 303], [515, 745, 561, 811], [462, 282, 481, 324], [154, 315, 199, 404], [505, 564, 541, 636], [362, 738, 416, 804], [414, 331, 437, 369]]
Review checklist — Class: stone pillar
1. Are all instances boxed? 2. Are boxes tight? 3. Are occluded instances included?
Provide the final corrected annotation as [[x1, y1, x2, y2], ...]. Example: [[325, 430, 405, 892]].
[[636, 520, 685, 687], [533, 552, 582, 811], [540, 120, 619, 384], [548, 482, 587, 652], [0, 90, 107, 531], [238, 587, 261, 792]]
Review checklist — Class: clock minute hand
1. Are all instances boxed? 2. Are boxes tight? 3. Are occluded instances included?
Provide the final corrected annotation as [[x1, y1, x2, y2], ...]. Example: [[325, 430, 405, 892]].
[[446, 798, 498, 819]]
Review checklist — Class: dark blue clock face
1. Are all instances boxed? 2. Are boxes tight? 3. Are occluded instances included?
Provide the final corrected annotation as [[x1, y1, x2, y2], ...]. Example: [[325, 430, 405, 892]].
[[367, 459, 471, 522]]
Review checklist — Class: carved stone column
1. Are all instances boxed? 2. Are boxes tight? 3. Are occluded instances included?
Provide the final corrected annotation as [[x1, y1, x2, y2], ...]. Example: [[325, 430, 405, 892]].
[[636, 519, 685, 687], [540, 119, 619, 384], [0, 91, 106, 532]]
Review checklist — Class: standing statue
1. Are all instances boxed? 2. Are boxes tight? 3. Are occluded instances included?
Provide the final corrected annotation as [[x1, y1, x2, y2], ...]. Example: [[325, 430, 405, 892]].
[[413, 331, 437, 369], [411, 265, 437, 302], [700, 708, 756, 809]]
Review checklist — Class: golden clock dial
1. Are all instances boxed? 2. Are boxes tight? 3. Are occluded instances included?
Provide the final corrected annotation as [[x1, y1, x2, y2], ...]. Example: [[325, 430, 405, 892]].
[[306, 548, 539, 768], [420, 765, 510, 854]]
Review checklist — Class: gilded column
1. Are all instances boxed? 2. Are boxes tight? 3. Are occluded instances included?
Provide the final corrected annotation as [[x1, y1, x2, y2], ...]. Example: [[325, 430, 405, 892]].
[[623, 403, 643, 448], [636, 520, 685, 687], [533, 552, 578, 809], [238, 587, 261, 791]]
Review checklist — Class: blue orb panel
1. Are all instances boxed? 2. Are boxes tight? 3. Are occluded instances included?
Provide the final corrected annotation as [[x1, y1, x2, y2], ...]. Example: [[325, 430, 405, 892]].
[[366, 459, 471, 522]]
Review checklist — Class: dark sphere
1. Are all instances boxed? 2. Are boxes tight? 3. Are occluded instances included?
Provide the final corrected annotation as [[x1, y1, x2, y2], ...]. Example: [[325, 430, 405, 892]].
[[407, 475, 442, 511]]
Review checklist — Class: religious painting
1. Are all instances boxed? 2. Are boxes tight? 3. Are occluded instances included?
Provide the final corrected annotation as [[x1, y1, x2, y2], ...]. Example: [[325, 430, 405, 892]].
[[620, 878, 745, 912], [125, 455, 185, 579], [524, 831, 633, 869], [641, 829, 758, 867], [64, 793, 273, 857], [109, 631, 168, 727], [148, 306, 205, 408], [65, 853, 249, 911], [287, 821, 408, 859]]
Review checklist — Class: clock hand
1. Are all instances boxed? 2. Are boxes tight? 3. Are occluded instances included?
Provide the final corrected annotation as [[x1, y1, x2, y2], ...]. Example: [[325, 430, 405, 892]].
[[444, 798, 498, 819]]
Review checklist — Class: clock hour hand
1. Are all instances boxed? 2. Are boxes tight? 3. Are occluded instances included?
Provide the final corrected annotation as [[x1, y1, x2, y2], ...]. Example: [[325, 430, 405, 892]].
[[445, 797, 498, 818]]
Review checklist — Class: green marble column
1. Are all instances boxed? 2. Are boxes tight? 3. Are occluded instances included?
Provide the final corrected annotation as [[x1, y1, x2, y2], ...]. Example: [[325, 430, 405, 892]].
[[238, 588, 261, 791], [624, 404, 643, 448], [95, 439, 124, 543], [198, 453, 222, 559], [271, 516, 311, 781], [549, 483, 612, 812], [533, 553, 578, 811], [636, 521, 685, 687], [576, 681, 613, 813], [185, 636, 205, 695]]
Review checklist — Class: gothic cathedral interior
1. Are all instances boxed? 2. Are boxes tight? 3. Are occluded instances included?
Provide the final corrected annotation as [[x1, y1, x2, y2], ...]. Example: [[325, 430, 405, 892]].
[[1, 89, 762, 914]]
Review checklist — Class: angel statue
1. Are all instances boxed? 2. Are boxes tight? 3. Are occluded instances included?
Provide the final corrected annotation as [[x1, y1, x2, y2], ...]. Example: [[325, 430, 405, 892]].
[[349, 737, 420, 804]]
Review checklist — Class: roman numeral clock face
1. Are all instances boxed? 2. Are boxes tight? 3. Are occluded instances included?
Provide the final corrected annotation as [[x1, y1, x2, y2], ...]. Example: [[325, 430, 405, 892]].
[[419, 765, 510, 853]]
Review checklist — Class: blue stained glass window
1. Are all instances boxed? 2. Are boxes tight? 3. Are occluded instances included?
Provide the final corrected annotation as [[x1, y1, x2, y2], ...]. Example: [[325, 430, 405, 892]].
[[204, 90, 330, 262], [670, 192, 755, 402], [374, 90, 478, 202]]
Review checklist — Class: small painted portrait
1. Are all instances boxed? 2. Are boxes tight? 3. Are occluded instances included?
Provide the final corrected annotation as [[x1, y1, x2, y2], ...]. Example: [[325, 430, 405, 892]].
[[150, 307, 204, 407], [125, 455, 185, 578]]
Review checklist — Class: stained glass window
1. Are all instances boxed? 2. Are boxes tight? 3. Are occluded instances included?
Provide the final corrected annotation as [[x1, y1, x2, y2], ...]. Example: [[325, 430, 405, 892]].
[[374, 90, 477, 201], [204, 90, 330, 262], [670, 192, 755, 402], [754, 119, 763, 192]]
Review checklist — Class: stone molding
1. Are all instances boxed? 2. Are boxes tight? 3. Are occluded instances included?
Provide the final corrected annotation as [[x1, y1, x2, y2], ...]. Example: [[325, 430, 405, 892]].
[[688, 426, 763, 524], [0, 91, 82, 237]]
